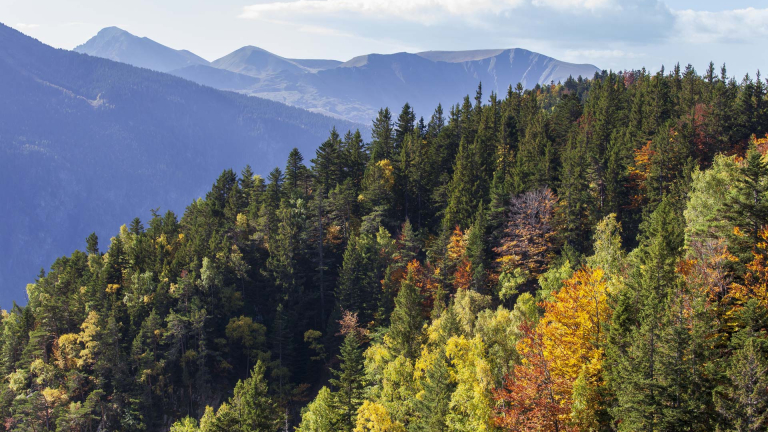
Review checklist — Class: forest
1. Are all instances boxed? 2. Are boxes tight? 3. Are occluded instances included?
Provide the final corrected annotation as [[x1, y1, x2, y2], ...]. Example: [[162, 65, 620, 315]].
[[3, 63, 768, 432]]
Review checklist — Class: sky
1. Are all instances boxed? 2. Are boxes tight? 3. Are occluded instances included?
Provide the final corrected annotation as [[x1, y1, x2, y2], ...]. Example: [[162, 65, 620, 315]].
[[2, 0, 766, 78]]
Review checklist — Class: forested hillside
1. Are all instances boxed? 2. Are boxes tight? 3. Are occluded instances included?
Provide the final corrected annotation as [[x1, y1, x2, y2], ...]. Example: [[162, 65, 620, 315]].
[[0, 22, 361, 306], [4, 64, 768, 432]]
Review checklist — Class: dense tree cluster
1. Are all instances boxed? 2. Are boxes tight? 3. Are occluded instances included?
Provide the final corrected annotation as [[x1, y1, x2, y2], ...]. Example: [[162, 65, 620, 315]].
[[3, 64, 768, 431]]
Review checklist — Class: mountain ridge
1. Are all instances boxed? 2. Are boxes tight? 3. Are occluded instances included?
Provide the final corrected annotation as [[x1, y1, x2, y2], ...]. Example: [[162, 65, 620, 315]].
[[77, 27, 602, 123], [74, 26, 210, 72]]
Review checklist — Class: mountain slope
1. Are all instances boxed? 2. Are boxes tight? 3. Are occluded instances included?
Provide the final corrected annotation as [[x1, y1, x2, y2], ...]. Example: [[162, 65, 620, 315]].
[[211, 45, 310, 77], [169, 64, 261, 91], [241, 50, 601, 123], [74, 26, 209, 72], [416, 48, 600, 88], [78, 28, 601, 123], [210, 48, 600, 123], [0, 23, 362, 307]]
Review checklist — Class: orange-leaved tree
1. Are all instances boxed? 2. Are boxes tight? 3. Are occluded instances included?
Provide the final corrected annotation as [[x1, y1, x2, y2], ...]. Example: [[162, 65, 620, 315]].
[[493, 323, 573, 432], [494, 266, 612, 431]]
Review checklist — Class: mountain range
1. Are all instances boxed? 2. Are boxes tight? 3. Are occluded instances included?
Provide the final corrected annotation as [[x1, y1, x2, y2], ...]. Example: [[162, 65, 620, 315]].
[[75, 27, 602, 123], [0, 23, 360, 307]]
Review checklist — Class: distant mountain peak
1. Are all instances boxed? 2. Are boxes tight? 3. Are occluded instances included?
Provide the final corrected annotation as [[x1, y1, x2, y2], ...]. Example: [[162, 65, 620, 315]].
[[75, 27, 209, 72], [73, 27, 600, 124], [94, 26, 129, 36]]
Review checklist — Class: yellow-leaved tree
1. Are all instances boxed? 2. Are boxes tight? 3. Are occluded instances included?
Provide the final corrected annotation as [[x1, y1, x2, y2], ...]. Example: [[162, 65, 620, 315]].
[[538, 266, 612, 430]]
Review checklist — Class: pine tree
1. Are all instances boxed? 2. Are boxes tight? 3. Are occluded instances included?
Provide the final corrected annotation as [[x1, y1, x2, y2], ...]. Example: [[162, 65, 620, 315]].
[[387, 267, 424, 359], [285, 148, 308, 198], [725, 147, 768, 269], [557, 134, 592, 251], [466, 204, 488, 292], [313, 129, 343, 193], [343, 129, 368, 186], [371, 108, 395, 161], [394, 103, 416, 153], [220, 360, 282, 432], [608, 197, 685, 431], [296, 387, 338, 432], [266, 168, 284, 209], [715, 338, 768, 432], [329, 333, 366, 432], [336, 232, 385, 325], [444, 137, 478, 231]]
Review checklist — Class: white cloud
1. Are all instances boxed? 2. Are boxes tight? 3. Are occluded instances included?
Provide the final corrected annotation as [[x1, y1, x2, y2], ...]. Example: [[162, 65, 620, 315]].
[[240, 0, 607, 25], [15, 23, 40, 30], [235, 0, 766, 76], [297, 24, 353, 37], [564, 49, 640, 60], [532, 0, 619, 12], [240, 0, 662, 23], [675, 7, 768, 43], [240, 0, 674, 43]]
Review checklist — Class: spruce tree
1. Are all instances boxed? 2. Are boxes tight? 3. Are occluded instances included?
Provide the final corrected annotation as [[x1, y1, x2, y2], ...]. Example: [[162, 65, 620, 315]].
[[387, 267, 425, 359], [371, 108, 395, 161], [329, 333, 366, 432], [608, 197, 685, 431], [313, 129, 342, 193], [466, 204, 488, 292], [444, 137, 478, 231], [558, 134, 592, 251], [231, 361, 282, 432], [285, 148, 308, 198], [715, 338, 768, 431], [395, 103, 416, 153]]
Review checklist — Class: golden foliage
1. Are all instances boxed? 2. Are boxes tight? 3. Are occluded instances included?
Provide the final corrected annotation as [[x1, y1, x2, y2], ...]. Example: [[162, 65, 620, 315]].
[[447, 227, 472, 291], [377, 160, 395, 190], [445, 335, 496, 431], [354, 401, 406, 432], [539, 267, 610, 383]]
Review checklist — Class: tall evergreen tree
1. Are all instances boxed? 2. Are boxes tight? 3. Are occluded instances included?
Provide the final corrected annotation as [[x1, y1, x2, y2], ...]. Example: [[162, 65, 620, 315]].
[[329, 333, 366, 432], [387, 267, 424, 359]]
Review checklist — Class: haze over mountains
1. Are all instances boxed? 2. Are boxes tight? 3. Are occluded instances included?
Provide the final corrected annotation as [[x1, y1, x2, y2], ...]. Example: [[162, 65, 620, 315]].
[[74, 26, 209, 73], [0, 23, 360, 307], [76, 27, 602, 124]]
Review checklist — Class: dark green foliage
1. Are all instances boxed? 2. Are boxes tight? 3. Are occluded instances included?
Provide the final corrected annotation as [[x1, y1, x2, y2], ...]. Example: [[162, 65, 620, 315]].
[[5, 63, 768, 432], [388, 268, 425, 359], [329, 333, 366, 432]]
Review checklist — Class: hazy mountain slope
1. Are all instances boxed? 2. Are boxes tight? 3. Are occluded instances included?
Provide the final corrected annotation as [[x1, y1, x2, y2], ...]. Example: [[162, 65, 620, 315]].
[[169, 64, 261, 91], [290, 58, 343, 71], [257, 50, 601, 122], [211, 45, 310, 77], [74, 26, 209, 72], [76, 28, 601, 124], [0, 23, 362, 307], [208, 48, 601, 123]]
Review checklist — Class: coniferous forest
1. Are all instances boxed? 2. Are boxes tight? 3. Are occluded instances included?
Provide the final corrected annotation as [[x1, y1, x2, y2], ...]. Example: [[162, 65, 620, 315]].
[[4, 64, 768, 432]]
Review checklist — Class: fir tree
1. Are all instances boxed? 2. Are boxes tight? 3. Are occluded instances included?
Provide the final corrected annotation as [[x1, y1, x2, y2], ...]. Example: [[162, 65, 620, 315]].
[[329, 333, 366, 432], [371, 108, 395, 161], [387, 267, 425, 359], [444, 137, 478, 231]]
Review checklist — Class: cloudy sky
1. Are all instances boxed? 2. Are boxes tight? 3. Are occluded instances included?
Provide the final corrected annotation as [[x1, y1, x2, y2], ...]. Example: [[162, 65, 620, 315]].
[[2, 0, 765, 78]]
